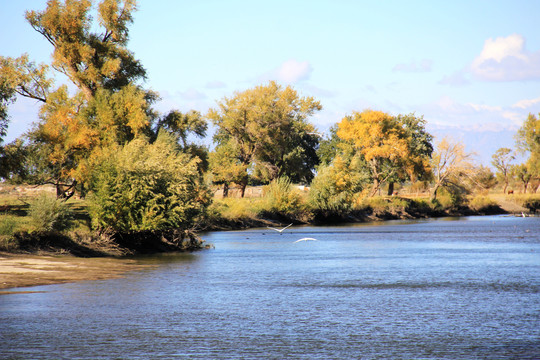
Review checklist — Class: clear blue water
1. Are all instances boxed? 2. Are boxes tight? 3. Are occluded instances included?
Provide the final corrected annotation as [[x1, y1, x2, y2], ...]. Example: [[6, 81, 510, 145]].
[[1, 215, 539, 359]]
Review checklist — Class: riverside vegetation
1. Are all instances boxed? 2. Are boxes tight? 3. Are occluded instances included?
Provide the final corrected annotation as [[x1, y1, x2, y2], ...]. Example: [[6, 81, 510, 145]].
[[1, 179, 538, 256], [1, 1, 539, 256]]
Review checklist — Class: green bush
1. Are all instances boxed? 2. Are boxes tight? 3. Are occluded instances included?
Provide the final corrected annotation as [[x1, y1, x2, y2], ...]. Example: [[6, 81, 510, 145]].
[[308, 164, 361, 215], [29, 193, 73, 232], [436, 186, 466, 209], [263, 177, 302, 215], [0, 215, 18, 235], [88, 132, 211, 232]]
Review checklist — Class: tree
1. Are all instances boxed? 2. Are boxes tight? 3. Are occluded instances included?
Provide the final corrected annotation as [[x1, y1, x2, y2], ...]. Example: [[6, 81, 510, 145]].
[[516, 113, 540, 188], [208, 81, 322, 196], [25, 0, 145, 100], [337, 110, 433, 196], [431, 137, 474, 200], [467, 165, 497, 192], [0, 0, 156, 195], [512, 164, 533, 194], [155, 110, 207, 148], [491, 147, 515, 194], [208, 140, 248, 197], [396, 114, 433, 179]]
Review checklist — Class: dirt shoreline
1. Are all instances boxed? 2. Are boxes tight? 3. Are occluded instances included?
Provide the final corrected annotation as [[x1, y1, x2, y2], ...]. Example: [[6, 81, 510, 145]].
[[0, 252, 153, 293]]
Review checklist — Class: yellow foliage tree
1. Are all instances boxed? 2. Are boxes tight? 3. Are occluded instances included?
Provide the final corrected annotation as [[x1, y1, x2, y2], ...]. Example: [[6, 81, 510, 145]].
[[336, 110, 411, 196]]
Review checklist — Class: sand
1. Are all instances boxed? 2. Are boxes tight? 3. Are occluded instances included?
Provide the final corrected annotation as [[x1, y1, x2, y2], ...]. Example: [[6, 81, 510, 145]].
[[0, 253, 153, 293]]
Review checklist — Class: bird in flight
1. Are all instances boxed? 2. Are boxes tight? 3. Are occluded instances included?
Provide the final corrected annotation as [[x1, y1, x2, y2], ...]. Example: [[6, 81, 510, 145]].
[[267, 223, 293, 233], [294, 237, 318, 243]]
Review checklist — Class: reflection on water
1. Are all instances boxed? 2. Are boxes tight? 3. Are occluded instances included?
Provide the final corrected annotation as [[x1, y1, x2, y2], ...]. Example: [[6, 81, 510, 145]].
[[1, 216, 539, 359]]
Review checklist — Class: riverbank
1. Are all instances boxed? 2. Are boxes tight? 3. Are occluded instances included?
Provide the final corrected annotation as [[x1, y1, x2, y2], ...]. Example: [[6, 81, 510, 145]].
[[0, 193, 534, 291], [0, 252, 154, 292]]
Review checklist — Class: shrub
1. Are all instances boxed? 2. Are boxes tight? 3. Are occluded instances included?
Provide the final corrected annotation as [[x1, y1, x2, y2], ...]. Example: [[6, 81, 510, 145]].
[[0, 215, 18, 235], [436, 186, 466, 209], [308, 163, 363, 215], [29, 193, 72, 232], [88, 132, 211, 232], [263, 177, 302, 215]]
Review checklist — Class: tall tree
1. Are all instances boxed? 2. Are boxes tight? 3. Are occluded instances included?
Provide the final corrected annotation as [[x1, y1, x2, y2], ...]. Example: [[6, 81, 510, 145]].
[[431, 137, 474, 200], [25, 0, 145, 100], [491, 147, 515, 194], [208, 81, 322, 196], [512, 164, 532, 194], [336, 110, 429, 196], [0, 0, 155, 195]]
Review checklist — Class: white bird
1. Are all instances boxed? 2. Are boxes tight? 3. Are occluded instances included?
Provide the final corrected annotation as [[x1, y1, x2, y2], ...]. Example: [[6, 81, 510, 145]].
[[267, 223, 293, 233], [294, 237, 318, 243]]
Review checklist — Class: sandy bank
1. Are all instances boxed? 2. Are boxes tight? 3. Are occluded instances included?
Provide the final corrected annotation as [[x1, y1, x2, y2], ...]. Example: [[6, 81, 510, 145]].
[[0, 253, 153, 293]]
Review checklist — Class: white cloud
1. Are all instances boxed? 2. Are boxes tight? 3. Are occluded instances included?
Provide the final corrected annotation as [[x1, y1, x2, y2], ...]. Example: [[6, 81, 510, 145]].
[[392, 59, 432, 73], [470, 34, 540, 81], [263, 59, 313, 84], [468, 103, 502, 112], [512, 96, 540, 109], [502, 111, 524, 124]]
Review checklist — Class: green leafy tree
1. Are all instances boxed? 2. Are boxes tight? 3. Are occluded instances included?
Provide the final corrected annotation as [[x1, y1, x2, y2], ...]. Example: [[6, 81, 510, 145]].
[[208, 81, 322, 196], [512, 164, 533, 194], [208, 140, 248, 197], [491, 147, 515, 194], [88, 131, 211, 232]]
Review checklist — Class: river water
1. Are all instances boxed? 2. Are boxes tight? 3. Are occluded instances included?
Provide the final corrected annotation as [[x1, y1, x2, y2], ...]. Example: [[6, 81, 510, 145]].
[[1, 215, 539, 359]]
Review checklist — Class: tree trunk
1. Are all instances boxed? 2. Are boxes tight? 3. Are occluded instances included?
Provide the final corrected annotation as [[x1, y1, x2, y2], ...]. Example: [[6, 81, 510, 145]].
[[430, 183, 440, 201], [503, 181, 508, 195], [223, 183, 229, 198], [239, 178, 248, 198], [369, 178, 380, 197], [387, 182, 394, 196]]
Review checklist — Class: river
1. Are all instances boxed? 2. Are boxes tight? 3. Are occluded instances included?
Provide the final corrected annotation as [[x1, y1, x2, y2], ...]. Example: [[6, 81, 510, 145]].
[[1, 215, 539, 359]]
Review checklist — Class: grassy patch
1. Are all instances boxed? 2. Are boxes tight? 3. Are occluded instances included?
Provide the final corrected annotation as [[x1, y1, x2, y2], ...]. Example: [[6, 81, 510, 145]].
[[468, 195, 500, 213], [207, 197, 265, 221]]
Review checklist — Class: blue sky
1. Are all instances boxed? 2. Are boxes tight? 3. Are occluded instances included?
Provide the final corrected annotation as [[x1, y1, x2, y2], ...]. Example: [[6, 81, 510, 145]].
[[2, 0, 540, 165]]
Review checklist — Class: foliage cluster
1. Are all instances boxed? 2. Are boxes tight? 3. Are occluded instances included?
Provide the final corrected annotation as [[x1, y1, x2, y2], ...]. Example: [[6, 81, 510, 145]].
[[88, 132, 210, 232], [263, 177, 303, 216], [29, 193, 73, 232]]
